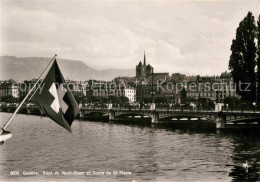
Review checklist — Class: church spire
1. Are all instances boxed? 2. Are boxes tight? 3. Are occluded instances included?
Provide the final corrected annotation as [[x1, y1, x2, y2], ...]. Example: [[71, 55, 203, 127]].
[[143, 51, 146, 66]]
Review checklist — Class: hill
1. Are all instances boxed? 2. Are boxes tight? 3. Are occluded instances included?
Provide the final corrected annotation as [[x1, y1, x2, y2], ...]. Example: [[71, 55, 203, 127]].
[[0, 56, 135, 81]]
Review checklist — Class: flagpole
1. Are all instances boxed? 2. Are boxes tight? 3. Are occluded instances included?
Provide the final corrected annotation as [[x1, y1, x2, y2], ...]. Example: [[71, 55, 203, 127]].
[[0, 54, 57, 133]]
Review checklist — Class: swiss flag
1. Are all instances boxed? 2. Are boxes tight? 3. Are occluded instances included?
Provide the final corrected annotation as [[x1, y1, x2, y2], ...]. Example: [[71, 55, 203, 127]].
[[31, 59, 79, 132]]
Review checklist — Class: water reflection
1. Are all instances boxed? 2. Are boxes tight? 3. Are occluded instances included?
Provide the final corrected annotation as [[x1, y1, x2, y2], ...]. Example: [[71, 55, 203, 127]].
[[1, 113, 260, 181], [227, 131, 260, 181], [151, 125, 260, 181], [153, 123, 217, 134], [134, 128, 159, 181]]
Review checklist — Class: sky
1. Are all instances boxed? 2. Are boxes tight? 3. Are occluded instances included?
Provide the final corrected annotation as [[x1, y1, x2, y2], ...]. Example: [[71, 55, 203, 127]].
[[1, 0, 260, 76]]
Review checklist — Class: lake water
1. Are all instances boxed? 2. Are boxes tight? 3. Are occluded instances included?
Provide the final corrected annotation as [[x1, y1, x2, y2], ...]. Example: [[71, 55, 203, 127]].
[[0, 112, 260, 182]]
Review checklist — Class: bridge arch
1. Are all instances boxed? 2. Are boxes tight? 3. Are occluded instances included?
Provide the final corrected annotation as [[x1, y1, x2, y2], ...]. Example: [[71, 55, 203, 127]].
[[116, 113, 150, 119], [158, 114, 216, 122]]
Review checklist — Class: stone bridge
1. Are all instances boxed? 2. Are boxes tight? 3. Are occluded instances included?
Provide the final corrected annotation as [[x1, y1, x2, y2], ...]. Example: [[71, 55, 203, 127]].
[[1, 103, 260, 129], [81, 107, 260, 129]]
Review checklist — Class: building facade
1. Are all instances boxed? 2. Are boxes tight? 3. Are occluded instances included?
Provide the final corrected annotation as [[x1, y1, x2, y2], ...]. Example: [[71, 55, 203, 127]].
[[186, 72, 238, 102], [154, 73, 170, 81], [19, 79, 40, 99], [64, 80, 86, 97], [136, 83, 158, 102], [86, 80, 136, 103], [0, 80, 19, 99]]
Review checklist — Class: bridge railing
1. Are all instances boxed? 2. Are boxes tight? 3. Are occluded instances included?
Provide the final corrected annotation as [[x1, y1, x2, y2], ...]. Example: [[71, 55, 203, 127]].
[[82, 105, 217, 113], [82, 105, 260, 114], [2, 102, 260, 114], [221, 105, 260, 113]]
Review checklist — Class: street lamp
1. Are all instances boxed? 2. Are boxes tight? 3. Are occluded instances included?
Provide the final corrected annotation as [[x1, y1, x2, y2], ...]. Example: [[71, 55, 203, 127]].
[[253, 101, 257, 113], [216, 90, 219, 103], [150, 67, 156, 110], [152, 67, 154, 103]]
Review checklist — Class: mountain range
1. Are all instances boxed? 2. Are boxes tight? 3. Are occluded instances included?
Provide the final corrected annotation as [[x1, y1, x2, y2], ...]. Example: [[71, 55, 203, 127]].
[[0, 56, 135, 82]]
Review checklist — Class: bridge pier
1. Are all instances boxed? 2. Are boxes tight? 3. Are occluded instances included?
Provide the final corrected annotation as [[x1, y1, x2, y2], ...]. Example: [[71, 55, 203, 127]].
[[215, 103, 224, 112], [109, 110, 115, 120], [151, 111, 159, 124], [40, 109, 44, 115], [79, 110, 84, 118], [216, 112, 226, 129], [26, 107, 31, 114], [150, 103, 156, 110]]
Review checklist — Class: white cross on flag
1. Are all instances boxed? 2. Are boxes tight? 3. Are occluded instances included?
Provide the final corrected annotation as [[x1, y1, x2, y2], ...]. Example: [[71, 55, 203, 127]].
[[31, 59, 79, 132]]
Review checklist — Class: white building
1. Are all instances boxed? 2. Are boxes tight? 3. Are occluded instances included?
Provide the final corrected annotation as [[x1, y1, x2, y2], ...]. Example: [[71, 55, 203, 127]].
[[88, 80, 136, 103], [124, 87, 136, 103]]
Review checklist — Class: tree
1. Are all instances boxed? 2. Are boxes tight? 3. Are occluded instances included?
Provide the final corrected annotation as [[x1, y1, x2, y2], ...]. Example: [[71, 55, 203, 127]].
[[154, 96, 168, 104], [101, 96, 109, 104], [119, 96, 129, 104], [257, 15, 260, 103], [224, 96, 240, 107], [185, 97, 196, 104], [73, 95, 82, 103], [229, 12, 257, 103], [87, 96, 102, 103], [0, 96, 17, 103], [142, 97, 152, 104], [108, 96, 120, 104]]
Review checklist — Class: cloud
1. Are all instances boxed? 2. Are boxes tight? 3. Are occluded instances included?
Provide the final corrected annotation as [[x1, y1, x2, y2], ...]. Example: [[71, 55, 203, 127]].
[[1, 1, 260, 76]]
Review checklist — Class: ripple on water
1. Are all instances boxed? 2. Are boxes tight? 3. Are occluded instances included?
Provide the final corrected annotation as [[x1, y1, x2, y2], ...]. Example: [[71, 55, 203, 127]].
[[0, 113, 260, 181]]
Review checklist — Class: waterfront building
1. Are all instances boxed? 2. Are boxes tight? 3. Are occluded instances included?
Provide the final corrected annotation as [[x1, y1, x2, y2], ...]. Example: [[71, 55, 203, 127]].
[[0, 79, 19, 99], [135, 80, 183, 104], [158, 80, 182, 103], [171, 73, 186, 82], [184, 75, 197, 83], [124, 87, 136, 102], [219, 71, 238, 99], [19, 79, 40, 98], [114, 76, 136, 84], [186, 78, 216, 102], [136, 83, 158, 102], [86, 80, 136, 103], [186, 72, 238, 103], [20, 79, 87, 98], [153, 73, 170, 82], [64, 80, 86, 97]]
